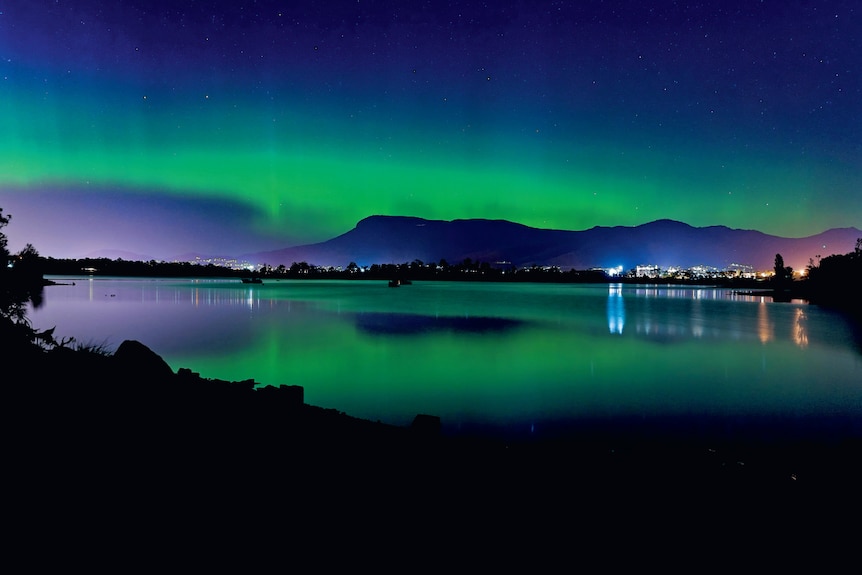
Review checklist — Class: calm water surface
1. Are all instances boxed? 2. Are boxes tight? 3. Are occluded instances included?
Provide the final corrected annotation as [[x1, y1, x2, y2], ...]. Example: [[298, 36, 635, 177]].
[[31, 277, 862, 440]]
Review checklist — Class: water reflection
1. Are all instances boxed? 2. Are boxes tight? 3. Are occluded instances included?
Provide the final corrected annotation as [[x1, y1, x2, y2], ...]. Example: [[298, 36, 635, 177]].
[[607, 284, 625, 334], [356, 312, 525, 336], [29, 278, 862, 438], [757, 298, 773, 343], [691, 296, 704, 338], [39, 278, 860, 352], [793, 308, 809, 348], [601, 284, 819, 345]]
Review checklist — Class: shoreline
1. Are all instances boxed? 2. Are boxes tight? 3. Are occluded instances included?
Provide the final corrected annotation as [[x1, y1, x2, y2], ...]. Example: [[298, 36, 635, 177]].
[[13, 339, 859, 488], [7, 338, 860, 562]]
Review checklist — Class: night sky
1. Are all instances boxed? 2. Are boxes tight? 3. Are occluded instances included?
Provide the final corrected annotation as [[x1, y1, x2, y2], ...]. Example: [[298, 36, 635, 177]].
[[1, 1, 860, 260]]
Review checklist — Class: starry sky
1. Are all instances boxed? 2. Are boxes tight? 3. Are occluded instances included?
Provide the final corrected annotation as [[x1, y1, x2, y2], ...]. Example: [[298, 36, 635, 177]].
[[1, 1, 860, 260]]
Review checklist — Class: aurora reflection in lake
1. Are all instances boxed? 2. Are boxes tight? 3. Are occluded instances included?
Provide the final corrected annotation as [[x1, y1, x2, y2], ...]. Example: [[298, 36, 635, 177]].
[[30, 277, 862, 441]]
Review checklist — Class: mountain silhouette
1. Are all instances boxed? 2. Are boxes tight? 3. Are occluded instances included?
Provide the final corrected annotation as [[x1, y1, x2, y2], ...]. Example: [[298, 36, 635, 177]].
[[242, 216, 862, 272]]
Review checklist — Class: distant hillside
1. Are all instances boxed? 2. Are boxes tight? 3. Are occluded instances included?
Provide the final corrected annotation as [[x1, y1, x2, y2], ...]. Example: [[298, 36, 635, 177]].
[[242, 216, 862, 272]]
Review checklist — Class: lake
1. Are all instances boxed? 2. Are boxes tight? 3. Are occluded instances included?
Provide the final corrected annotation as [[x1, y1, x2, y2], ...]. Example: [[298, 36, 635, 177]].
[[30, 276, 862, 442]]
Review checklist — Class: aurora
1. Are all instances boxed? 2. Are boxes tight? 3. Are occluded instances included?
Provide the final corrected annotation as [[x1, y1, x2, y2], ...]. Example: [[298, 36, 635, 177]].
[[1, 1, 859, 259]]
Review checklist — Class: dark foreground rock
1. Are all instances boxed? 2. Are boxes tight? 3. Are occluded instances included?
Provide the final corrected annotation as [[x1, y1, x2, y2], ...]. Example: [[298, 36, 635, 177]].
[[4, 340, 859, 567]]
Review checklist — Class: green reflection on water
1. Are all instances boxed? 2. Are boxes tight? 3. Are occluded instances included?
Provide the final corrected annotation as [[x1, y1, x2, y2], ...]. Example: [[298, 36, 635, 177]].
[[172, 285, 861, 432], [33, 278, 862, 437]]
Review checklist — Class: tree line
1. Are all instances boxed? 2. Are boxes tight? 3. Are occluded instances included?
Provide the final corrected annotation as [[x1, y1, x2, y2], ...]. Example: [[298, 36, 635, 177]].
[[1, 208, 61, 354], [3, 202, 861, 329], [794, 240, 862, 316], [32, 254, 611, 283]]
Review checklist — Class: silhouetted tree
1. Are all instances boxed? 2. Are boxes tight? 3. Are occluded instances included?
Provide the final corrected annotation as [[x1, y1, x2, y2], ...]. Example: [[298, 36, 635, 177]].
[[805, 238, 862, 314], [1, 208, 28, 322], [15, 243, 43, 277], [773, 253, 793, 287], [0, 208, 57, 352], [0, 208, 9, 259]]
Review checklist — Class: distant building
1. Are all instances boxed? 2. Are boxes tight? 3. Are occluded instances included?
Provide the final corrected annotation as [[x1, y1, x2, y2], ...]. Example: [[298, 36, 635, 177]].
[[689, 265, 720, 279], [635, 264, 660, 278], [726, 263, 755, 279]]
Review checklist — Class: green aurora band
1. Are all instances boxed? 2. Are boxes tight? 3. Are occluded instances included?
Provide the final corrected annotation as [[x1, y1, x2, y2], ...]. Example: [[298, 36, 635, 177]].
[[0, 84, 850, 243]]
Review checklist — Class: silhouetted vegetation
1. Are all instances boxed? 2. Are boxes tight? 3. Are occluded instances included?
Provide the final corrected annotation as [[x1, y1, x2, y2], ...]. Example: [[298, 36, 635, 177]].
[[40, 256, 251, 278], [39, 254, 612, 282], [34, 251, 795, 289], [767, 253, 794, 301], [773, 253, 793, 287], [803, 239, 862, 317], [0, 208, 59, 355]]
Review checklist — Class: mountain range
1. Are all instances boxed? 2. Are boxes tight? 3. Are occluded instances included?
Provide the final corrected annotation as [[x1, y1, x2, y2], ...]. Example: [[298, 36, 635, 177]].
[[240, 216, 862, 272]]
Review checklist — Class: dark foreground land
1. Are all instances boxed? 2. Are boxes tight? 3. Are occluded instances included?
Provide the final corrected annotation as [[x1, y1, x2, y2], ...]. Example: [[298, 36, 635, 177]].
[[5, 339, 860, 567]]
